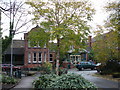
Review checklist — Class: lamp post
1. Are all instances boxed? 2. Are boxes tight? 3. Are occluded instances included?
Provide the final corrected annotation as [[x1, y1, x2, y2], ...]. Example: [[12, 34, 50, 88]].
[[10, 0, 13, 77], [10, 33, 13, 77]]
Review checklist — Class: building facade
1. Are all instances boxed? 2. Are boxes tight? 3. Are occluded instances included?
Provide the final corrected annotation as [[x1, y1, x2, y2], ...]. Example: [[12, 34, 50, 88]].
[[24, 32, 56, 68], [3, 26, 56, 68]]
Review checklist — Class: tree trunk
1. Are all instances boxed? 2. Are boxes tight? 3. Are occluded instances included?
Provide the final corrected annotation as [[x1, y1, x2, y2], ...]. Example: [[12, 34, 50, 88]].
[[56, 37, 60, 75]]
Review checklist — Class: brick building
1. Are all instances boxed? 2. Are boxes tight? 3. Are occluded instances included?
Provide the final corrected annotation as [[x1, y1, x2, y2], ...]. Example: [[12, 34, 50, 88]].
[[3, 26, 56, 68]]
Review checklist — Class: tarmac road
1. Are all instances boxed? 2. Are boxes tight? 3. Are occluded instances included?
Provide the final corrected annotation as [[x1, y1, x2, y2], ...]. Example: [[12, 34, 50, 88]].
[[68, 68, 120, 89]]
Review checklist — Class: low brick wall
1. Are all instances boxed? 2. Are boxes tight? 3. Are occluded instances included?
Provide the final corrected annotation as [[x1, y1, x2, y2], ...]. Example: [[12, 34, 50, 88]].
[[62, 61, 75, 69]]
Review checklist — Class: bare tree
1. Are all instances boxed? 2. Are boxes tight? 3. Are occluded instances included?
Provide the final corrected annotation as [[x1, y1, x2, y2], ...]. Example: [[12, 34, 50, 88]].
[[0, 0, 32, 38]]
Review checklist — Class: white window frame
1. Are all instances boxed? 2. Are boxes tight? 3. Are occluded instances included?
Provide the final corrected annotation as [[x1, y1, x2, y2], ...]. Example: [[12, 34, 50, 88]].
[[28, 41, 31, 47], [33, 52, 37, 63], [37, 41, 40, 47], [44, 43, 46, 48], [49, 54, 53, 62], [28, 52, 31, 63], [44, 52, 46, 62], [38, 52, 42, 63]]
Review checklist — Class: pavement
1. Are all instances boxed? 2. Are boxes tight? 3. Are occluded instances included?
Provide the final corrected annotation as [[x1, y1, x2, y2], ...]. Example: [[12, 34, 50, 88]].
[[68, 68, 120, 89], [10, 73, 40, 90]]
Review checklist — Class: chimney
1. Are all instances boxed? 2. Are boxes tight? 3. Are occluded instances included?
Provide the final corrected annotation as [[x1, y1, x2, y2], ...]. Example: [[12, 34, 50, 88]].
[[88, 36, 92, 48]]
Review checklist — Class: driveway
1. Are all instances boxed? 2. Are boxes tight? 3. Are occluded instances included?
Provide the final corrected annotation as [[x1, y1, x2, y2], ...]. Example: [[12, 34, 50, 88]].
[[68, 68, 120, 89]]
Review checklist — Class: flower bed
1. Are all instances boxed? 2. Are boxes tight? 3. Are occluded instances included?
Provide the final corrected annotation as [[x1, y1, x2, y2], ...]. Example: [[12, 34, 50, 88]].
[[2, 75, 19, 89]]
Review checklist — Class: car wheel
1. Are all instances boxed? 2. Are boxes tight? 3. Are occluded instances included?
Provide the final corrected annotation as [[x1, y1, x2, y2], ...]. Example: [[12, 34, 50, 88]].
[[91, 68, 94, 70], [94, 67, 97, 70], [78, 68, 82, 71], [81, 68, 84, 70]]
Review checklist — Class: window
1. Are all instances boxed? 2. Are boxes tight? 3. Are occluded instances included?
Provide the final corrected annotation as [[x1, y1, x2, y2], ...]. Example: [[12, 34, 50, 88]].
[[70, 55, 81, 64], [37, 41, 40, 47], [33, 52, 37, 63], [44, 43, 46, 48], [28, 41, 31, 47], [44, 52, 46, 62], [38, 53, 42, 63], [28, 53, 31, 63], [49, 54, 53, 62]]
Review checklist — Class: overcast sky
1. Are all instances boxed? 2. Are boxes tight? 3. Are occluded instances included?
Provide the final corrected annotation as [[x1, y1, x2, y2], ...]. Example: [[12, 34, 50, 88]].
[[1, 0, 115, 39]]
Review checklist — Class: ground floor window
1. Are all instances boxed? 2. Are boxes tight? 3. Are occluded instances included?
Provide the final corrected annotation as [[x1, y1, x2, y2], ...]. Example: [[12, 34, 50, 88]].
[[38, 52, 42, 63], [44, 52, 46, 62], [70, 55, 81, 64], [33, 52, 37, 63]]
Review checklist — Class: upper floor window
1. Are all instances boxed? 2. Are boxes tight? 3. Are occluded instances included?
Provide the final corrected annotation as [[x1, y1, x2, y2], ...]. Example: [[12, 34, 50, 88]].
[[28, 41, 31, 47], [28, 52, 31, 63], [28, 41, 40, 47], [49, 54, 53, 62], [44, 43, 46, 48]]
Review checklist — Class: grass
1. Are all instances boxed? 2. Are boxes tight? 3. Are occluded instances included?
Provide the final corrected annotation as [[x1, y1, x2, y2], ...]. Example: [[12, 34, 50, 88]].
[[93, 72, 120, 82]]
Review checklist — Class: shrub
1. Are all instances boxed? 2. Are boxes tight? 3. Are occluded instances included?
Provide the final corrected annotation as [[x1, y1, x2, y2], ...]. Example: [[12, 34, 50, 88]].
[[59, 68, 68, 76], [33, 74, 58, 88], [33, 73, 97, 89], [35, 62, 53, 74], [2, 75, 17, 84], [26, 71, 36, 76], [98, 60, 120, 75], [112, 72, 120, 78]]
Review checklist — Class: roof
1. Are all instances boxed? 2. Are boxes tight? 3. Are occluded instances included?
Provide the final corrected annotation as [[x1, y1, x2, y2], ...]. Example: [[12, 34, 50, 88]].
[[4, 40, 25, 55], [28, 25, 40, 34], [12, 40, 25, 48], [4, 48, 24, 55]]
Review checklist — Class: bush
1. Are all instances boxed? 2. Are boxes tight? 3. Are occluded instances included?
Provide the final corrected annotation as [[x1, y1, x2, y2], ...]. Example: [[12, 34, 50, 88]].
[[33, 74, 58, 88], [36, 62, 53, 74], [59, 68, 68, 76], [26, 71, 36, 76], [112, 72, 120, 78], [2, 75, 17, 84], [98, 60, 120, 75], [33, 73, 97, 89]]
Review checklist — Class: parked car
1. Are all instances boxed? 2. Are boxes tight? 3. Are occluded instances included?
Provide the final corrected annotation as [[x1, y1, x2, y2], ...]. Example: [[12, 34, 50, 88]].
[[76, 61, 97, 71], [1, 64, 23, 71]]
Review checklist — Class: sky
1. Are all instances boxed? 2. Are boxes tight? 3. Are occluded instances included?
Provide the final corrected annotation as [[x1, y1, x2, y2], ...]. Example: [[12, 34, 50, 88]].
[[1, 0, 115, 40]]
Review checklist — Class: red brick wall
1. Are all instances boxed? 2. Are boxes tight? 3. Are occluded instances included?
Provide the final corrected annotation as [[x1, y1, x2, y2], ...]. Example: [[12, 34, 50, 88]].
[[24, 33, 56, 68], [62, 61, 75, 68]]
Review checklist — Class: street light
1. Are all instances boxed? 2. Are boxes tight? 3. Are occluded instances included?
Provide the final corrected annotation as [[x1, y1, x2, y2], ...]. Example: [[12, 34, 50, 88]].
[[10, 31, 14, 77]]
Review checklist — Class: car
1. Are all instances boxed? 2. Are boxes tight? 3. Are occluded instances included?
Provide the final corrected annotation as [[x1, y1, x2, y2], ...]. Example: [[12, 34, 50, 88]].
[[1, 64, 23, 71], [76, 61, 97, 71]]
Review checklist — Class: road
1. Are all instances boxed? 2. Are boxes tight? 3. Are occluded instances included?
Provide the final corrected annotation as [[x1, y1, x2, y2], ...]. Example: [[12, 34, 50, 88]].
[[68, 68, 120, 89]]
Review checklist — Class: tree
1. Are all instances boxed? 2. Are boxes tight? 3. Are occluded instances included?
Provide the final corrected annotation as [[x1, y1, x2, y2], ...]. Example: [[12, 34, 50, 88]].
[[92, 31, 118, 63], [26, 0, 95, 75], [92, 1, 119, 63], [105, 1, 120, 61], [104, 1, 119, 32], [0, 0, 32, 52]]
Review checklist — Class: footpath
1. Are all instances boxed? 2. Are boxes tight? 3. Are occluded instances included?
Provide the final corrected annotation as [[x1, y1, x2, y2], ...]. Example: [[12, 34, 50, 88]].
[[10, 73, 40, 90]]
